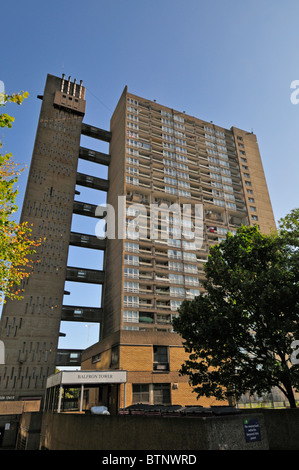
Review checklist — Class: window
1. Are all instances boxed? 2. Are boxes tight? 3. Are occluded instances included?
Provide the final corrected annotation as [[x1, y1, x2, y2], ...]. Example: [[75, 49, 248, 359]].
[[163, 142, 175, 150], [127, 130, 138, 139], [126, 175, 139, 185], [207, 156, 218, 165], [161, 117, 172, 126], [178, 189, 191, 197], [124, 267, 139, 278], [185, 276, 199, 286], [170, 286, 184, 297], [163, 133, 174, 142], [210, 172, 221, 181], [252, 215, 258, 221], [92, 353, 102, 364], [222, 176, 232, 184], [163, 150, 175, 159], [182, 240, 196, 250], [162, 126, 173, 135], [161, 110, 173, 119], [127, 98, 139, 106], [183, 252, 197, 261], [127, 122, 138, 131], [184, 264, 198, 273], [221, 168, 231, 176], [186, 288, 200, 299], [214, 199, 225, 207], [153, 384, 171, 405], [123, 310, 139, 323], [127, 114, 138, 122], [132, 384, 150, 404], [153, 346, 169, 371], [224, 193, 235, 201], [169, 261, 183, 271], [168, 238, 181, 248], [123, 296, 139, 307], [165, 186, 177, 195], [163, 159, 176, 168], [226, 201, 237, 210], [217, 227, 228, 235], [248, 197, 255, 203], [111, 346, 119, 367], [176, 148, 187, 157], [74, 308, 83, 317], [127, 106, 138, 114], [125, 242, 139, 252], [168, 249, 182, 259], [250, 206, 257, 212], [178, 180, 190, 188], [169, 273, 184, 284], [126, 166, 139, 176], [164, 176, 177, 185], [124, 254, 139, 265], [164, 167, 176, 176], [124, 281, 139, 293], [174, 114, 184, 123], [170, 300, 183, 311]]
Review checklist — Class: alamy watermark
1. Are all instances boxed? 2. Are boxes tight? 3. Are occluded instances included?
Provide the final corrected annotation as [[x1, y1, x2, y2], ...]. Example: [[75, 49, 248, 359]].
[[291, 341, 299, 365], [290, 80, 299, 104], [0, 341, 4, 365], [0, 80, 5, 105], [94, 197, 204, 250]]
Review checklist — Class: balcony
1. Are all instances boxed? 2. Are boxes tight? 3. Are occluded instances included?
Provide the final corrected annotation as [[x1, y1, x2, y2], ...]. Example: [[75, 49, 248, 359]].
[[139, 313, 154, 324], [155, 274, 169, 282]]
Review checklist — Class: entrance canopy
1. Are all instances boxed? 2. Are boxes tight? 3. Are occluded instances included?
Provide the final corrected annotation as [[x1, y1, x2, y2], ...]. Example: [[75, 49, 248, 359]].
[[44, 370, 127, 413]]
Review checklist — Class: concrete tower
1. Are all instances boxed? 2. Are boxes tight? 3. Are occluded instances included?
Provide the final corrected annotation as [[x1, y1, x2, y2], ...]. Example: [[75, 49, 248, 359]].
[[0, 74, 109, 400]]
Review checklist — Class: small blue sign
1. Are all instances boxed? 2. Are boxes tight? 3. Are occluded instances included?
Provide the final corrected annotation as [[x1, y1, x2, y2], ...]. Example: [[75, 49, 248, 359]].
[[244, 418, 261, 443]]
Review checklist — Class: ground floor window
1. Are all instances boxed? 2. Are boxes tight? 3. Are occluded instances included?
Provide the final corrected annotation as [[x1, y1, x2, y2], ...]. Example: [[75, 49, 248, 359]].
[[153, 383, 171, 405], [132, 384, 150, 404], [132, 383, 171, 405]]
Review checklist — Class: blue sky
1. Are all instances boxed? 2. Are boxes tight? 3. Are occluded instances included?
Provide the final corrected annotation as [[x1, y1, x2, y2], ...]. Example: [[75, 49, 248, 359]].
[[1, 0, 299, 351]]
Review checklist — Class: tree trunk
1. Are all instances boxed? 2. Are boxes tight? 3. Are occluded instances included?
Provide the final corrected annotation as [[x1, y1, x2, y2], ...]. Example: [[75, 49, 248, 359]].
[[283, 380, 297, 408]]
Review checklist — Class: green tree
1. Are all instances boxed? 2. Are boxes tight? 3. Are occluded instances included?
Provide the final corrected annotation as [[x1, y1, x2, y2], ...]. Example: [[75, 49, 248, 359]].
[[172, 214, 299, 408], [0, 90, 40, 303]]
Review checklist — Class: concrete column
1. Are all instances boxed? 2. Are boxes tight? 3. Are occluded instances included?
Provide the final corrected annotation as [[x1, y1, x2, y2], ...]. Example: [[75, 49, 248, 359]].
[[80, 384, 84, 412]]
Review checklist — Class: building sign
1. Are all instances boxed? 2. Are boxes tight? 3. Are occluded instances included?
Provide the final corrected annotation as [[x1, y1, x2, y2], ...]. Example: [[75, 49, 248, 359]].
[[46, 370, 127, 388], [243, 418, 261, 443]]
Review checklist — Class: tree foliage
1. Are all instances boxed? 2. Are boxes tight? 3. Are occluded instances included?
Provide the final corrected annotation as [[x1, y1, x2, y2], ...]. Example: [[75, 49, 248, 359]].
[[0, 90, 40, 303], [172, 214, 299, 408]]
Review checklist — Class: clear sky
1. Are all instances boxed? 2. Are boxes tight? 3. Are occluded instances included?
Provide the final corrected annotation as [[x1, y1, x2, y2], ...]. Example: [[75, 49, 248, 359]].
[[1, 0, 298, 351]]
